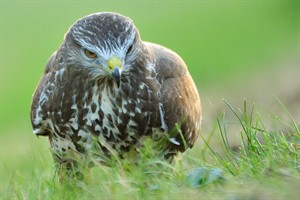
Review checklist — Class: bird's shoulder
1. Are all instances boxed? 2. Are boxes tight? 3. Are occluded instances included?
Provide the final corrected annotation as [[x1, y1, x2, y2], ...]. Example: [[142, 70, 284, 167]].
[[44, 51, 57, 74], [30, 51, 58, 136], [144, 42, 188, 81]]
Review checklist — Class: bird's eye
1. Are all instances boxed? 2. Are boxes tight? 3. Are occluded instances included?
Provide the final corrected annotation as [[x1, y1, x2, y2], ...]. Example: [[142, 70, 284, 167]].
[[84, 49, 97, 58], [126, 45, 133, 55]]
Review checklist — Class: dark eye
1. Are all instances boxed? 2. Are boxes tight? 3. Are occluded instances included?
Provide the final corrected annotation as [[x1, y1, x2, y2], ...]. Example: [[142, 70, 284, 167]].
[[84, 49, 97, 58], [126, 45, 133, 55]]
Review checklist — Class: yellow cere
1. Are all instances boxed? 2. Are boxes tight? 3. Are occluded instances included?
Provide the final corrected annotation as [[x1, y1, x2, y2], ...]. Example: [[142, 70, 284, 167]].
[[107, 57, 122, 71]]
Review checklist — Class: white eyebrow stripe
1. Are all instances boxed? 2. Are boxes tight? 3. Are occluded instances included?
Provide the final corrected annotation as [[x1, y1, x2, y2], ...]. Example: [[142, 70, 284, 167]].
[[72, 20, 136, 61]]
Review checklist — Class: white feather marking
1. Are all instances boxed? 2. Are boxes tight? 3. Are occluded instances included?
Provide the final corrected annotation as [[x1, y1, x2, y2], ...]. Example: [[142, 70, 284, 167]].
[[38, 91, 48, 106], [128, 120, 137, 127], [121, 99, 128, 113], [145, 62, 157, 79], [69, 118, 78, 130], [69, 96, 79, 129], [169, 138, 180, 145], [99, 88, 119, 137], [139, 83, 145, 90], [51, 135, 76, 154], [95, 124, 102, 132], [33, 128, 42, 135], [100, 90, 112, 114], [146, 63, 156, 73], [90, 112, 99, 121], [129, 112, 135, 117], [86, 120, 92, 126], [83, 86, 101, 127], [159, 103, 168, 131], [71, 104, 77, 110], [55, 68, 65, 82], [78, 130, 87, 137], [135, 107, 141, 113]]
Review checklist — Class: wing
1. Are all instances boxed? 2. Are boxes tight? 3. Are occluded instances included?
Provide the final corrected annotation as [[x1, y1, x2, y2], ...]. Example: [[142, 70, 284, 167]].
[[30, 51, 57, 136], [145, 42, 202, 152]]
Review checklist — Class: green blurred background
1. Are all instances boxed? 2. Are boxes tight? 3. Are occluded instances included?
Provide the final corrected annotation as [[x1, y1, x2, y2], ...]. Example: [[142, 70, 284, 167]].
[[0, 0, 299, 175]]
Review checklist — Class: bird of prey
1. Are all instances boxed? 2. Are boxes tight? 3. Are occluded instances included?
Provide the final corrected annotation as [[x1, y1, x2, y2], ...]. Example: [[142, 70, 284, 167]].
[[31, 12, 201, 171]]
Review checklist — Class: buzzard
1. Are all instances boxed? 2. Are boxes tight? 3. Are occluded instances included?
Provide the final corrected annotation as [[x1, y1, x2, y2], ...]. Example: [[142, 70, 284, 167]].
[[31, 12, 201, 171]]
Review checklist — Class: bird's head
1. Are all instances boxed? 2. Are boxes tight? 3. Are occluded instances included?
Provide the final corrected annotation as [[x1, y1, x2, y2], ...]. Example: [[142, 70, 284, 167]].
[[60, 12, 141, 87]]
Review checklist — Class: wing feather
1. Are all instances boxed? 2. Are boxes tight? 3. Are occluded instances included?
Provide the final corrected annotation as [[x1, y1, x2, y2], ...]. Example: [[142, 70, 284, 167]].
[[30, 51, 57, 136], [145, 42, 202, 152]]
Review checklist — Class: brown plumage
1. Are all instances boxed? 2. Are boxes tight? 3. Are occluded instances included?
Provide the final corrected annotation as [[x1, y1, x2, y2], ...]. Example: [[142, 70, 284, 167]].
[[30, 12, 201, 171]]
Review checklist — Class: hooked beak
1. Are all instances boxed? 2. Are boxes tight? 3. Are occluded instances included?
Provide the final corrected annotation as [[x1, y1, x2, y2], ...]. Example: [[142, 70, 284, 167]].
[[107, 57, 122, 87], [111, 67, 121, 87]]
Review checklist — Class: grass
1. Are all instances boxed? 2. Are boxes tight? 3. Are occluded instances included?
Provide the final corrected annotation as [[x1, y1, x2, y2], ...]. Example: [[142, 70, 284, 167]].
[[1, 100, 299, 200]]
